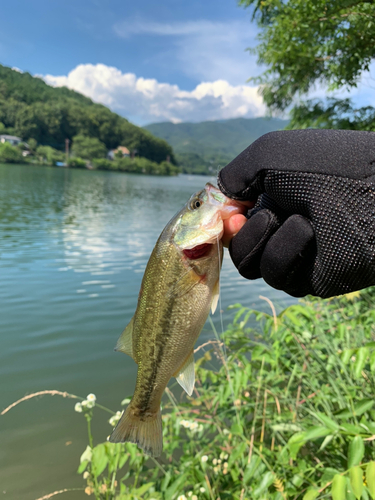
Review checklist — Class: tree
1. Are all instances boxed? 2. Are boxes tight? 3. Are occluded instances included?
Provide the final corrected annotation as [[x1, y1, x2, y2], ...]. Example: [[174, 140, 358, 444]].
[[240, 0, 375, 128], [71, 135, 107, 160], [36, 145, 64, 165], [0, 142, 24, 163]]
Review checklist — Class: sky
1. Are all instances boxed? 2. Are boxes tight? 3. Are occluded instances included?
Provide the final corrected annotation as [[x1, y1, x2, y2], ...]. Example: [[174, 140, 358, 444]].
[[1, 0, 374, 125]]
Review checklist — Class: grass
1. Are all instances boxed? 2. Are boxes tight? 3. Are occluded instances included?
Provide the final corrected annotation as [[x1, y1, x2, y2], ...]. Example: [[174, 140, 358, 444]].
[[4, 289, 375, 499]]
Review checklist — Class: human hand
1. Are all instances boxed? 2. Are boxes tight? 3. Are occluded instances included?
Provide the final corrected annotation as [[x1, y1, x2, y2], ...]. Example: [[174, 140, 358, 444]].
[[218, 129, 375, 298]]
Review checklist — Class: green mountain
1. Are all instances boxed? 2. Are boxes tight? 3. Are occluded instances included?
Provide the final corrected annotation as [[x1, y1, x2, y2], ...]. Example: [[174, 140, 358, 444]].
[[0, 64, 175, 164], [144, 117, 288, 173]]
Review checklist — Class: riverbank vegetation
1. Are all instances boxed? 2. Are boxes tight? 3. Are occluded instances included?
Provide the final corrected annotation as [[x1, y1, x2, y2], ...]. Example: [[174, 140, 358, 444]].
[[0, 137, 180, 176], [6, 289, 375, 499], [0, 64, 176, 165]]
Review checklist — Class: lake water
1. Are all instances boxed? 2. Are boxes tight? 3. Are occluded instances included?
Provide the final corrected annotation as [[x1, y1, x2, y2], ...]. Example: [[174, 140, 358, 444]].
[[0, 164, 295, 499]]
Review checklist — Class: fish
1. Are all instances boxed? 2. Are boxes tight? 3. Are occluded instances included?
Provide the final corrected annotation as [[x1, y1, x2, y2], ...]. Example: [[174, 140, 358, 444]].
[[109, 183, 245, 457]]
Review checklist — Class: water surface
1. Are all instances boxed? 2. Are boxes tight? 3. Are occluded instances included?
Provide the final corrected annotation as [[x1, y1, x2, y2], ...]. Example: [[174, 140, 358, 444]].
[[0, 164, 295, 499]]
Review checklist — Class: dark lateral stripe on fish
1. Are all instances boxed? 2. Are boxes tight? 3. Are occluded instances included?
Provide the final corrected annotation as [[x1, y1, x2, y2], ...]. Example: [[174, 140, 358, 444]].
[[183, 243, 212, 260], [136, 318, 172, 412]]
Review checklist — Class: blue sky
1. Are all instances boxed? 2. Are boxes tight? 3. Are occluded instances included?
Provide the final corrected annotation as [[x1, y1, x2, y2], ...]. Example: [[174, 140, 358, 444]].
[[1, 0, 374, 125]]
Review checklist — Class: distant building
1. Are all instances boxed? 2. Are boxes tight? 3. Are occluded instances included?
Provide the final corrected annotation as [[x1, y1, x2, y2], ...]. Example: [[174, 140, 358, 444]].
[[0, 135, 22, 146], [108, 146, 130, 160]]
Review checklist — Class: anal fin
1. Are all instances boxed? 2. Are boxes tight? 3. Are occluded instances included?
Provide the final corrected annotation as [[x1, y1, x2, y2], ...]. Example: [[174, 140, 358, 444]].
[[115, 316, 134, 359], [174, 350, 195, 396]]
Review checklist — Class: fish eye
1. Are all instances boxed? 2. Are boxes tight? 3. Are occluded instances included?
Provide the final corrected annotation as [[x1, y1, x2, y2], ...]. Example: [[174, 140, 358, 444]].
[[190, 198, 202, 210]]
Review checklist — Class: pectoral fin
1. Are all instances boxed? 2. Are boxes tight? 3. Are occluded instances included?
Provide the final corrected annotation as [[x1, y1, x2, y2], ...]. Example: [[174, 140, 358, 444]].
[[174, 350, 195, 396], [167, 266, 201, 299], [115, 316, 134, 359], [211, 278, 220, 314]]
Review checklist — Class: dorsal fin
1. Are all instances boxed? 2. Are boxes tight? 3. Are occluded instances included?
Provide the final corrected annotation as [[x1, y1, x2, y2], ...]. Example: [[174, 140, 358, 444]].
[[211, 278, 220, 314], [174, 350, 195, 396], [115, 316, 134, 359]]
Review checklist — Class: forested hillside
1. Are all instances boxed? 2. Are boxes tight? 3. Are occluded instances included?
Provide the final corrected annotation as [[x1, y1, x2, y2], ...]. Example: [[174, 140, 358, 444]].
[[0, 65, 175, 164], [144, 117, 288, 173]]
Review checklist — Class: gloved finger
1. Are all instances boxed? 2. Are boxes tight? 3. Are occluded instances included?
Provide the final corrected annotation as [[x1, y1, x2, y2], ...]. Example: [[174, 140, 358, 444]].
[[260, 215, 316, 297], [218, 130, 375, 202], [229, 209, 281, 280]]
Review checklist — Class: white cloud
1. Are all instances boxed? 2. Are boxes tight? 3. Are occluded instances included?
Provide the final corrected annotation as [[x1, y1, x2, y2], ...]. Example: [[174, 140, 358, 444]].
[[43, 63, 265, 125], [113, 18, 261, 86]]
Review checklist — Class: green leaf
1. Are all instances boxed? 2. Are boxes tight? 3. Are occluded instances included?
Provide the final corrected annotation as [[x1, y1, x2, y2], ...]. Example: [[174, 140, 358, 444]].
[[91, 444, 108, 476], [370, 351, 375, 372], [134, 482, 154, 495], [160, 471, 171, 492], [164, 472, 188, 500], [348, 436, 365, 468], [336, 400, 374, 419], [228, 441, 247, 468], [349, 466, 364, 499], [366, 462, 375, 498], [77, 460, 88, 474], [243, 456, 263, 484], [319, 434, 334, 451], [253, 471, 275, 496], [313, 412, 340, 431], [352, 400, 374, 416], [340, 423, 365, 435], [302, 489, 319, 500], [288, 426, 331, 459], [342, 349, 355, 365], [354, 347, 369, 378], [230, 423, 243, 435], [80, 445, 92, 463], [345, 476, 357, 500], [118, 452, 128, 470], [331, 474, 346, 500]]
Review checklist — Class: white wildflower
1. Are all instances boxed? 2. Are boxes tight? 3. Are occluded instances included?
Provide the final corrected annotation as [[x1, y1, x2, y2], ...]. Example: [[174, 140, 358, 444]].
[[201, 455, 208, 463], [177, 496, 187, 500], [192, 496, 198, 500], [220, 452, 225, 459], [74, 402, 83, 413], [81, 400, 89, 408], [213, 466, 219, 474], [213, 458, 218, 465], [218, 459, 222, 464], [200, 487, 206, 493], [86, 393, 96, 402], [180, 419, 193, 429], [188, 493, 193, 498], [224, 453, 229, 459], [83, 471, 90, 479], [86, 400, 95, 409], [223, 429, 230, 435], [224, 462, 228, 468], [109, 410, 123, 427], [121, 397, 131, 405], [189, 422, 199, 431]]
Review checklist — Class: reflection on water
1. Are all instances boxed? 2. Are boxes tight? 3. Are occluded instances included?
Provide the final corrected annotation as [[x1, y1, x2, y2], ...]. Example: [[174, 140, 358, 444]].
[[0, 164, 296, 498]]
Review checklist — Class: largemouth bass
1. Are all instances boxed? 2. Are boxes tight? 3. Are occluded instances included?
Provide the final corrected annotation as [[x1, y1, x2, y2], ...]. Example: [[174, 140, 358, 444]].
[[109, 183, 244, 457]]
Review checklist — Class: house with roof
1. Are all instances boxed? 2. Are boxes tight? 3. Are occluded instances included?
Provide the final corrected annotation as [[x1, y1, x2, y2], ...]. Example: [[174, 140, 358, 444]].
[[107, 146, 130, 160], [0, 135, 22, 146]]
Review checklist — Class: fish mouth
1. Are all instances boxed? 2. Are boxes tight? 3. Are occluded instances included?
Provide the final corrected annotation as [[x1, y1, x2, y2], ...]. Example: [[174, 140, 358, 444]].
[[183, 243, 212, 260]]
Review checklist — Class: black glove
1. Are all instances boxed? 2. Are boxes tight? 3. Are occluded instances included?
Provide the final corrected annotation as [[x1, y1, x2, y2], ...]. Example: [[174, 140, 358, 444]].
[[218, 129, 375, 298]]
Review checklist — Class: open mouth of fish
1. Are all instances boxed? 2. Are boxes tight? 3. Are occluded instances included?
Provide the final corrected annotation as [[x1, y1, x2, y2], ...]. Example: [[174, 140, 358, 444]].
[[182, 243, 212, 260]]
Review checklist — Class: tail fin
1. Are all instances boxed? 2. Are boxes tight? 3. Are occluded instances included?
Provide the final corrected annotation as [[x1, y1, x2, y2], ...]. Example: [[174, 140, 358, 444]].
[[109, 405, 163, 457]]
